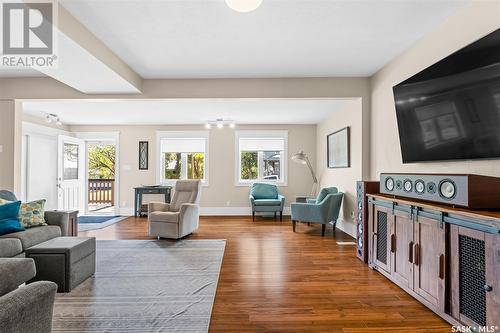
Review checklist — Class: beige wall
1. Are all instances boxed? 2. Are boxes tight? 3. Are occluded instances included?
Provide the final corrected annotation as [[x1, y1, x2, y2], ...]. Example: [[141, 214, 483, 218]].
[[370, 0, 500, 179], [317, 99, 362, 236], [0, 100, 22, 192], [0, 77, 370, 192], [69, 124, 316, 213]]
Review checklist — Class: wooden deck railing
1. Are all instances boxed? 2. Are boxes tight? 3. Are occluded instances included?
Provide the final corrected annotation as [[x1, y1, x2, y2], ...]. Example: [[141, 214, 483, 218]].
[[88, 179, 115, 205]]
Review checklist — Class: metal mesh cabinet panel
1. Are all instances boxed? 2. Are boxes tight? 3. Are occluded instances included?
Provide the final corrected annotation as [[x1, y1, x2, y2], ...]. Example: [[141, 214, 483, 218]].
[[459, 235, 486, 327], [376, 211, 388, 265]]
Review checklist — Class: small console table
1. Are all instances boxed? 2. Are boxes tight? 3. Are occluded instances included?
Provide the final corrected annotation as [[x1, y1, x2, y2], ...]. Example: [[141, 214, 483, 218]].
[[134, 186, 172, 217]]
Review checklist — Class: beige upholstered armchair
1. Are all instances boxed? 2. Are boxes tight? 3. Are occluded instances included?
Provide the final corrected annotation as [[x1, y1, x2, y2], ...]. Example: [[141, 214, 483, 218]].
[[148, 180, 201, 239]]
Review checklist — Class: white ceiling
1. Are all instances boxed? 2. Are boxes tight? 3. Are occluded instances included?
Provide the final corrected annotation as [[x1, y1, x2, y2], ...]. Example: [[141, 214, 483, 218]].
[[59, 0, 469, 79], [22, 98, 355, 125]]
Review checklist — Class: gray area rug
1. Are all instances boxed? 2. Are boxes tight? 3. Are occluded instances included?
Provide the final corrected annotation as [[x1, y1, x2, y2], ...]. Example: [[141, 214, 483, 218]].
[[52, 239, 226, 333], [78, 216, 128, 232]]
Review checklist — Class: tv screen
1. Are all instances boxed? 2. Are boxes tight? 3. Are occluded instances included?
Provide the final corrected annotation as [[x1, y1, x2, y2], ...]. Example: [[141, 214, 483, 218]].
[[393, 28, 500, 163]]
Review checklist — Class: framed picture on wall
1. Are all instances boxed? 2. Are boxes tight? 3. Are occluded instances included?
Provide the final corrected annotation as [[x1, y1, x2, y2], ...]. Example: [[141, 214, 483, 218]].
[[139, 141, 148, 170], [327, 127, 350, 168]]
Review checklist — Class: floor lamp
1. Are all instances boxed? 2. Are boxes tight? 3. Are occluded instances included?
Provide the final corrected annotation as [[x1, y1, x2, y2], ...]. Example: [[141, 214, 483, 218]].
[[291, 151, 318, 196]]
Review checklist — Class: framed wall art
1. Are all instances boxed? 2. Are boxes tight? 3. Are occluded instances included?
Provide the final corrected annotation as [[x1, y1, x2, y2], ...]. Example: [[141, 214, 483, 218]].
[[139, 141, 149, 170], [327, 127, 350, 168]]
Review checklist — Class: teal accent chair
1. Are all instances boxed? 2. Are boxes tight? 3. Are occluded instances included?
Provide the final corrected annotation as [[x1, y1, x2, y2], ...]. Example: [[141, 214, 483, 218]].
[[249, 183, 285, 222], [290, 187, 344, 236]]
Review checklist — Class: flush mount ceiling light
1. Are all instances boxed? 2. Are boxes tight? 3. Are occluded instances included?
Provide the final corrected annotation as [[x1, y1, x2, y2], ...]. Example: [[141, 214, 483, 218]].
[[45, 113, 62, 126], [225, 0, 263, 13], [205, 118, 235, 129]]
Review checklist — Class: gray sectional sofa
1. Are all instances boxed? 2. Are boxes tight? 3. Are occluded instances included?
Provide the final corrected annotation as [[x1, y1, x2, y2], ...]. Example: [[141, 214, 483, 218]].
[[0, 190, 71, 333], [0, 190, 70, 258], [0, 258, 57, 333]]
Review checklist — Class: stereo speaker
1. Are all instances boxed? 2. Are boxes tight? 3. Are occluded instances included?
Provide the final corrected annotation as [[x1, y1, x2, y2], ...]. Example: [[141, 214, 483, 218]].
[[356, 181, 380, 263], [380, 173, 500, 209]]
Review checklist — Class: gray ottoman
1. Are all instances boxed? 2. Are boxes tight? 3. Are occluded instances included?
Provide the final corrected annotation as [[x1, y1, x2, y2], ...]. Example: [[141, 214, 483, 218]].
[[26, 237, 96, 293]]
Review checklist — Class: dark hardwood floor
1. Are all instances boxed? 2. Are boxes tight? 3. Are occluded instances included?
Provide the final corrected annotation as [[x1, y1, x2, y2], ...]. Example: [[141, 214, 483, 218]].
[[80, 216, 451, 332]]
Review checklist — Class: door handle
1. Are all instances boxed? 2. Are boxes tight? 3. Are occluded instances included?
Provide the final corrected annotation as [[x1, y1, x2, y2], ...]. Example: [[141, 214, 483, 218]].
[[439, 254, 445, 280], [413, 243, 420, 266], [408, 241, 414, 263], [390, 234, 396, 253]]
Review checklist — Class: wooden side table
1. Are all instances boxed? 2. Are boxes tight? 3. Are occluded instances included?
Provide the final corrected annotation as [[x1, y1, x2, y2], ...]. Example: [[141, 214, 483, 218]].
[[48, 210, 79, 236]]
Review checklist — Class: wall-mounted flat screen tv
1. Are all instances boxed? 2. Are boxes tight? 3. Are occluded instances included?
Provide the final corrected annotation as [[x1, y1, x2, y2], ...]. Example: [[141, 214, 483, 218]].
[[393, 28, 500, 163]]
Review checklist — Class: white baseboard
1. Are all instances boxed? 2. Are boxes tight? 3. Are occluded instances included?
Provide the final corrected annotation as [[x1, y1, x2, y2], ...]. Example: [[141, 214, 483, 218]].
[[335, 219, 356, 238], [118, 208, 135, 216], [118, 206, 291, 217], [119, 207, 354, 236], [201, 206, 291, 216]]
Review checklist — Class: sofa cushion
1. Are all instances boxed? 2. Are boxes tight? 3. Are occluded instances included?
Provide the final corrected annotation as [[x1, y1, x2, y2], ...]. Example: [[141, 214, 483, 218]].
[[0, 201, 25, 236], [251, 183, 278, 199], [0, 225, 61, 250], [149, 211, 180, 223], [19, 199, 48, 228], [0, 258, 36, 296], [0, 238, 23, 258], [253, 199, 282, 206]]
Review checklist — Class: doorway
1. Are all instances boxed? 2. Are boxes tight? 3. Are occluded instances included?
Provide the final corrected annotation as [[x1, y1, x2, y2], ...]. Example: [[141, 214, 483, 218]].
[[86, 141, 117, 215]]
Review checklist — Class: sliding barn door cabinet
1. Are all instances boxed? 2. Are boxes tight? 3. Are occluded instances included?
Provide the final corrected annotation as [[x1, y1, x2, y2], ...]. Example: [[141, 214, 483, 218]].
[[368, 194, 499, 328]]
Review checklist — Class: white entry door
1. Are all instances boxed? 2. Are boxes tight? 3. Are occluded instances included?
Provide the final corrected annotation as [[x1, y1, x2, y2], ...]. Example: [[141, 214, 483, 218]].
[[57, 135, 85, 212]]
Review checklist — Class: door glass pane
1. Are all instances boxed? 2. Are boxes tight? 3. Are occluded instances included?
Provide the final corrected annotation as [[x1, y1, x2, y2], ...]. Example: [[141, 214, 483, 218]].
[[164, 152, 182, 180], [63, 143, 79, 180], [263, 151, 281, 180], [240, 151, 258, 180], [187, 153, 204, 180]]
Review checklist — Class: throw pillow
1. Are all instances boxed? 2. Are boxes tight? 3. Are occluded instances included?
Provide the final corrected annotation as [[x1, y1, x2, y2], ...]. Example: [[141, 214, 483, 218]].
[[0, 201, 25, 236], [0, 198, 11, 205], [19, 199, 47, 228]]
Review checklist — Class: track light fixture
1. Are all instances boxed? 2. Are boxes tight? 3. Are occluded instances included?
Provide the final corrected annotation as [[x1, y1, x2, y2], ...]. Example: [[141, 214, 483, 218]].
[[204, 118, 235, 129], [45, 113, 62, 126]]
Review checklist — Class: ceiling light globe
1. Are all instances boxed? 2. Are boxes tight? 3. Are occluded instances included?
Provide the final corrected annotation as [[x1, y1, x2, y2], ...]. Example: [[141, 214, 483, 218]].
[[205, 123, 212, 129], [217, 123, 224, 129], [225, 0, 263, 13], [229, 123, 235, 129]]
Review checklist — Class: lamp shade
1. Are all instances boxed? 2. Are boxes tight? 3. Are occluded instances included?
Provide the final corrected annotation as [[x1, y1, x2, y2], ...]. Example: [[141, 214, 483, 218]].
[[291, 151, 307, 165]]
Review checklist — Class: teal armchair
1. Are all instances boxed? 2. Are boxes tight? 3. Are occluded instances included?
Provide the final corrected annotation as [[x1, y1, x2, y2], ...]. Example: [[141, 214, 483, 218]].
[[249, 183, 285, 222], [290, 187, 344, 236]]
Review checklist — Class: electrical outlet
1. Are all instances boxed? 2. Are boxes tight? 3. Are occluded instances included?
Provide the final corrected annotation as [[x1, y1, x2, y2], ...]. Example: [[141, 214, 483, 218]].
[[226, 201, 231, 206]]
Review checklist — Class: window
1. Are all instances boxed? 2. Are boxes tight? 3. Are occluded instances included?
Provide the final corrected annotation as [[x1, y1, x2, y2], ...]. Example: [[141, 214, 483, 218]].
[[157, 131, 209, 185], [236, 131, 287, 185], [63, 143, 79, 180]]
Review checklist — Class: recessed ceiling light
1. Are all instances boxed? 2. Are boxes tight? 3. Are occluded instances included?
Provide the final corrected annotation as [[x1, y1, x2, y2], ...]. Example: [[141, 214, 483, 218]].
[[225, 0, 263, 13]]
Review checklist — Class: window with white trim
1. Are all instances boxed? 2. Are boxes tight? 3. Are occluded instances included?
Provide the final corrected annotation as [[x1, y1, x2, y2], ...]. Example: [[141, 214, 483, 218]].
[[157, 131, 209, 185], [235, 130, 287, 185]]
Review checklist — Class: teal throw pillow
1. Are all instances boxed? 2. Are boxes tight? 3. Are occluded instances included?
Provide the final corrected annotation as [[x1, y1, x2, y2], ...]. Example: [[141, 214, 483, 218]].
[[0, 200, 25, 236]]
